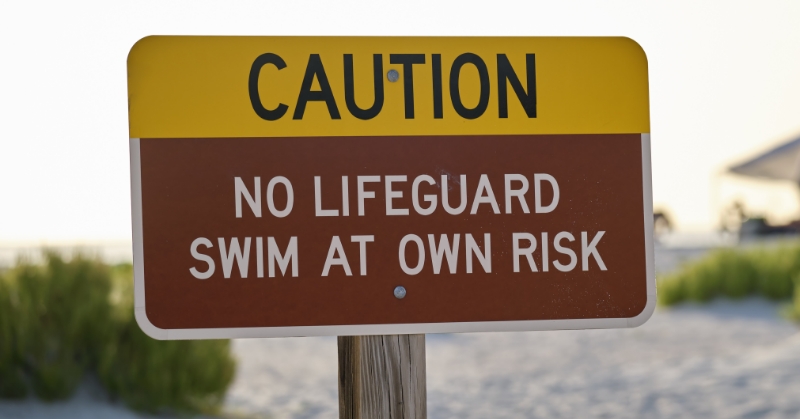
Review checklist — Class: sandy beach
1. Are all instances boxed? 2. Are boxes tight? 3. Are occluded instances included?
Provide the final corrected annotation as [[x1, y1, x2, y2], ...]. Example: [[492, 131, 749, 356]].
[[2, 243, 799, 418], [2, 300, 799, 419], [224, 298, 800, 419]]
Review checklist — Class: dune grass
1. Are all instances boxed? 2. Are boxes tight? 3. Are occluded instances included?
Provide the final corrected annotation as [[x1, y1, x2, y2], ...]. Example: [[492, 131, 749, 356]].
[[786, 276, 800, 322], [0, 252, 236, 414], [658, 242, 800, 321]]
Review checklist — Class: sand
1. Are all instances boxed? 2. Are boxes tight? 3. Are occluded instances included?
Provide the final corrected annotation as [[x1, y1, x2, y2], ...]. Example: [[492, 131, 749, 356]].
[[2, 242, 800, 418], [224, 299, 800, 419]]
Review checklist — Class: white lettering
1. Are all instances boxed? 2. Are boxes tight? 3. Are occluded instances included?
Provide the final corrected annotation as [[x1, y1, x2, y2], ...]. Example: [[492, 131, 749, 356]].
[[385, 175, 409, 216], [534, 173, 560, 213], [466, 233, 491, 273], [512, 233, 537, 273], [541, 232, 549, 272], [266, 176, 294, 218], [189, 237, 215, 279], [357, 176, 381, 216], [412, 175, 437, 215], [351, 235, 374, 276], [322, 236, 352, 276], [399, 234, 425, 275], [581, 231, 607, 271], [315, 176, 339, 217], [428, 234, 460, 274], [218, 237, 251, 278], [342, 176, 350, 216], [441, 174, 467, 215], [256, 237, 264, 278], [553, 232, 577, 272], [235, 177, 261, 218], [269, 237, 299, 277], [470, 174, 500, 214], [504, 174, 530, 214]]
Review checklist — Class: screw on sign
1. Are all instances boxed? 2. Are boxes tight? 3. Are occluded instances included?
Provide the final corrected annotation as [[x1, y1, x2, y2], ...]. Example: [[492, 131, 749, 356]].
[[127, 36, 653, 419]]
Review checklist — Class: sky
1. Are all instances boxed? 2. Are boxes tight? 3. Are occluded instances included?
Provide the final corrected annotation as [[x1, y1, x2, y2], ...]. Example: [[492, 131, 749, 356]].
[[1, 0, 800, 244]]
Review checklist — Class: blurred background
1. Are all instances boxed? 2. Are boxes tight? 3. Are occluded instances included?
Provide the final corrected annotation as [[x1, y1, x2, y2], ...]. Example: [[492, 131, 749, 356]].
[[2, 0, 800, 418]]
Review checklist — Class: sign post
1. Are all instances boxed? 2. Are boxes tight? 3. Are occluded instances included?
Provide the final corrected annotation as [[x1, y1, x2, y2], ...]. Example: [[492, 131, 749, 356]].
[[127, 36, 652, 418], [338, 335, 426, 419]]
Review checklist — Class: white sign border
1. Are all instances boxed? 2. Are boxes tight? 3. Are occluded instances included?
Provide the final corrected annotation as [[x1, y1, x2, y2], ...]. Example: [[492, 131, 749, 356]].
[[130, 134, 656, 340]]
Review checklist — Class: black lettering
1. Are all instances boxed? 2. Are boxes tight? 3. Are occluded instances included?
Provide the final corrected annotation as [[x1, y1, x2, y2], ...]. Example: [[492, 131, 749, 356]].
[[389, 54, 426, 119], [344, 54, 384, 120], [432, 54, 443, 119], [497, 54, 537, 118], [293, 54, 341, 120], [449, 53, 490, 120], [249, 53, 289, 121]]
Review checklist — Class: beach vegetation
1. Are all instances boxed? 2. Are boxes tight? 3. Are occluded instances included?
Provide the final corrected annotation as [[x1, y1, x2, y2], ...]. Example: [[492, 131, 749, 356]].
[[0, 252, 236, 414], [658, 242, 800, 322]]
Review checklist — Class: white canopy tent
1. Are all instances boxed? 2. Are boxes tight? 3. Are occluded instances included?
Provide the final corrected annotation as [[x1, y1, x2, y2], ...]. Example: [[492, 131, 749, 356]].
[[729, 135, 800, 182], [726, 134, 800, 236]]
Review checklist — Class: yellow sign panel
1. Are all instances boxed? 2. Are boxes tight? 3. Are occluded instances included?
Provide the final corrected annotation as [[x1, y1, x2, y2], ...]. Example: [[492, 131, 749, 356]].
[[127, 36, 649, 138]]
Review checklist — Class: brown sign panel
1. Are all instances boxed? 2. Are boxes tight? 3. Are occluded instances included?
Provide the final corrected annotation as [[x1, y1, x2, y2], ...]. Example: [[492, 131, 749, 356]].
[[128, 37, 654, 339]]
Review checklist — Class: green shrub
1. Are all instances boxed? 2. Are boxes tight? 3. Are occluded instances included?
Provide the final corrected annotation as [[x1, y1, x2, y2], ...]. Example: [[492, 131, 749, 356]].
[[0, 252, 236, 413], [751, 246, 799, 299], [780, 273, 800, 322], [1, 252, 115, 400], [98, 263, 236, 414], [0, 270, 27, 399], [658, 242, 800, 313]]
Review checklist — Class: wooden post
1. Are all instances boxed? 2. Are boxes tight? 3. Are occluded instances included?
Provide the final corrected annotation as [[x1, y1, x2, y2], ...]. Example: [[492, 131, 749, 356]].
[[338, 334, 427, 419]]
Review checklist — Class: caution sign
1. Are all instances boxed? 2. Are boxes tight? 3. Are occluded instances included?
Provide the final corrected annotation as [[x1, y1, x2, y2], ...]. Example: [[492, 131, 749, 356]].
[[127, 36, 654, 339]]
